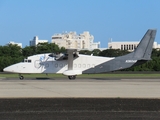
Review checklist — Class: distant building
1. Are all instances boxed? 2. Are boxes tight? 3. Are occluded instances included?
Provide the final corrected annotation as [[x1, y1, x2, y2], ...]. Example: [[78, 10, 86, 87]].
[[51, 31, 100, 50], [30, 36, 48, 46], [108, 41, 160, 51], [7, 41, 22, 48]]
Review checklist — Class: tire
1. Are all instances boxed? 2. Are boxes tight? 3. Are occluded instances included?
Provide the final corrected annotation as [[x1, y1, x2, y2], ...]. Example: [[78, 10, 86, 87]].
[[68, 76, 76, 80], [19, 76, 24, 80]]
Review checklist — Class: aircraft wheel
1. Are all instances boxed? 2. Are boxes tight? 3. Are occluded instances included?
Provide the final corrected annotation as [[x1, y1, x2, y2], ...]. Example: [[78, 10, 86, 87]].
[[68, 76, 76, 80], [19, 76, 24, 80]]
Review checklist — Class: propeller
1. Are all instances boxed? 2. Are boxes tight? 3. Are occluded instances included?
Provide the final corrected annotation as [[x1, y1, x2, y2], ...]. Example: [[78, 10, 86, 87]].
[[34, 54, 50, 71]]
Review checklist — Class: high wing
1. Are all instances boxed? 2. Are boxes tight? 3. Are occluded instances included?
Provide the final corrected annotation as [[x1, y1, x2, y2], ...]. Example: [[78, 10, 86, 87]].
[[48, 50, 79, 61], [63, 49, 82, 79]]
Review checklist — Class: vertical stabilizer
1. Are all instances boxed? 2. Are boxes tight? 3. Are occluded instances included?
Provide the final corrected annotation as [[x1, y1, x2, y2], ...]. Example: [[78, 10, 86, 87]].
[[133, 29, 157, 60]]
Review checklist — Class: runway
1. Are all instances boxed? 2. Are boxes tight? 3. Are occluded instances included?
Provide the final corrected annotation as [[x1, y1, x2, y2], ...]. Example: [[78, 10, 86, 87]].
[[0, 78, 160, 119], [0, 78, 160, 98]]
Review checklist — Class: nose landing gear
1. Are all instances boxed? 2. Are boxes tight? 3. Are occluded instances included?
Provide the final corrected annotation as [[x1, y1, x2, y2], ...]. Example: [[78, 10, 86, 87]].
[[19, 74, 24, 80]]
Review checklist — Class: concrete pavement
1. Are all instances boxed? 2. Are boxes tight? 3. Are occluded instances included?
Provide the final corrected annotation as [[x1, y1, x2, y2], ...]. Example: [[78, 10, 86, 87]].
[[0, 78, 160, 98]]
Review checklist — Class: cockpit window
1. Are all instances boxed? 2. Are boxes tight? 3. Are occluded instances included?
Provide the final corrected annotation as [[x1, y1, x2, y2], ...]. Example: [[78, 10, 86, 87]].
[[24, 59, 27, 62], [28, 60, 32, 63], [23, 59, 32, 63]]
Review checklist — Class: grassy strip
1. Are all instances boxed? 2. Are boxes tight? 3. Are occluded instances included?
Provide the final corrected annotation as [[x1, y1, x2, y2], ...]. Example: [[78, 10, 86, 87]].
[[1, 73, 160, 79], [0, 73, 65, 78], [78, 73, 160, 79]]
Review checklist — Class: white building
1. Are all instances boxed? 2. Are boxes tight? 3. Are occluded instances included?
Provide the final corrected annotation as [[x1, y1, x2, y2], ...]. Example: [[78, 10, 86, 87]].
[[7, 41, 22, 48], [108, 41, 160, 51], [51, 31, 100, 50], [30, 36, 48, 46]]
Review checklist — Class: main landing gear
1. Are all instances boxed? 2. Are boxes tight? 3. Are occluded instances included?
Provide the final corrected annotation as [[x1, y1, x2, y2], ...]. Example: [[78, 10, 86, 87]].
[[68, 75, 76, 80], [19, 74, 24, 80]]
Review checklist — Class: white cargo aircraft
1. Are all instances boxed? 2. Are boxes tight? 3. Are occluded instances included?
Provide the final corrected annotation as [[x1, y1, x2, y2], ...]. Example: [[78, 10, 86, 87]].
[[3, 29, 157, 80]]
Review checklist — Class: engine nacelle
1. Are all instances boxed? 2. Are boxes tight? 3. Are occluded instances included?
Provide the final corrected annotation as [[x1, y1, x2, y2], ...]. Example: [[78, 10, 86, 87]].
[[63, 70, 82, 76]]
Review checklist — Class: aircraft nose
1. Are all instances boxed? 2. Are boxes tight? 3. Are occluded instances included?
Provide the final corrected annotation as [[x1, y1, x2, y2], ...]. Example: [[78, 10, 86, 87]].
[[3, 66, 15, 73], [3, 67, 11, 72]]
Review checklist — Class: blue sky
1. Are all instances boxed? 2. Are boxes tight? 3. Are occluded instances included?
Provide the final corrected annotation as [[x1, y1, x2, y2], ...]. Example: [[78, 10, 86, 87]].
[[0, 0, 160, 48]]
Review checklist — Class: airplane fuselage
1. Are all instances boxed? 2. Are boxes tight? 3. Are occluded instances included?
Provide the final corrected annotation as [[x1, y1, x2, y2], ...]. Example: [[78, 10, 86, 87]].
[[4, 53, 115, 74]]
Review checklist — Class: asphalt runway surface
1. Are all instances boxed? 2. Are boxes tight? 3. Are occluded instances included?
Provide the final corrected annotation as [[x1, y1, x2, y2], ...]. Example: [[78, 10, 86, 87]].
[[0, 78, 160, 119]]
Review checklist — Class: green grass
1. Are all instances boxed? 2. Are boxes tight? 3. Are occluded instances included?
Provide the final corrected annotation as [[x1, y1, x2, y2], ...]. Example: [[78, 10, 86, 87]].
[[78, 73, 160, 79], [0, 73, 65, 78], [1, 72, 160, 79]]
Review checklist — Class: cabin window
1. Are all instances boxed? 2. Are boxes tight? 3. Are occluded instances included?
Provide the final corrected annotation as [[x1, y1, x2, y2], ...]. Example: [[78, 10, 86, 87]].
[[28, 60, 32, 63]]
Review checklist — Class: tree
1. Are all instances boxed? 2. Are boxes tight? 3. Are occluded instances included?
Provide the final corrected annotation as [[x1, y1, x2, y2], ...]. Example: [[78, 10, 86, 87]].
[[91, 49, 101, 56], [0, 44, 22, 57], [99, 49, 130, 57], [36, 43, 61, 54], [60, 47, 66, 53], [79, 50, 92, 55], [22, 46, 36, 57]]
